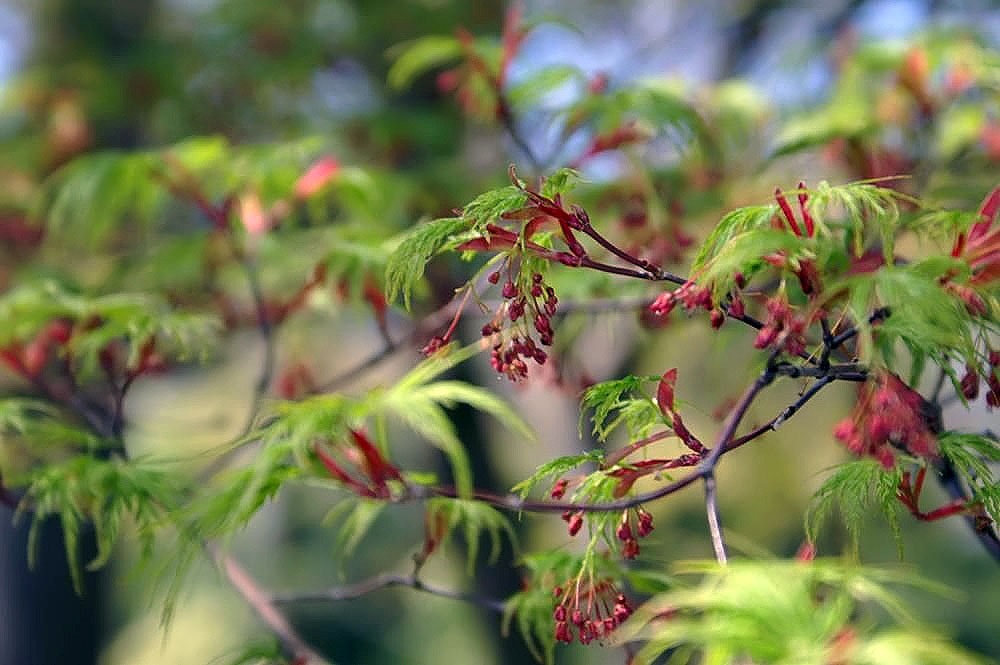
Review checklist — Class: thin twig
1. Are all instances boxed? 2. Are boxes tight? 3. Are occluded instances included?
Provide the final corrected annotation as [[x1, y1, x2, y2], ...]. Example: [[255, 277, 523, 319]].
[[269, 572, 506, 613], [699, 365, 777, 475], [236, 252, 276, 435], [829, 307, 891, 350], [497, 96, 542, 174], [703, 474, 728, 563], [215, 548, 332, 664], [313, 298, 461, 393]]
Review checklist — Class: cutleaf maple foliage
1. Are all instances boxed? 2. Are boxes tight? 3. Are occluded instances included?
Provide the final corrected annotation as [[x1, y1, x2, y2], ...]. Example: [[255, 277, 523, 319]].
[[1, 5, 999, 665]]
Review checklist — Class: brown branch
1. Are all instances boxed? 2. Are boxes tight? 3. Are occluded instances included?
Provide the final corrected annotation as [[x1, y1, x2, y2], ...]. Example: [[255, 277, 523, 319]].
[[409, 368, 837, 516]]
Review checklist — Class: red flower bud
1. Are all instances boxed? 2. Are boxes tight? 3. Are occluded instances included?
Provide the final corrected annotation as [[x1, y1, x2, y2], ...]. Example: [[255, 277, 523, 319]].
[[616, 519, 632, 542], [960, 366, 980, 399], [567, 511, 584, 536], [637, 508, 654, 537]]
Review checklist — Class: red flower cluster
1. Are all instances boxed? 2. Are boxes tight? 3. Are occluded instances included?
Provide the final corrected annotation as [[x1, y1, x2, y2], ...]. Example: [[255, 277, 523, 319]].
[[314, 430, 403, 499], [766, 183, 823, 297], [648, 280, 715, 319], [560, 509, 584, 536], [616, 506, 654, 559], [0, 319, 73, 378], [553, 579, 633, 645], [960, 349, 1000, 409], [482, 271, 558, 381], [753, 295, 808, 356], [833, 372, 937, 469], [558, 499, 654, 559], [436, 5, 526, 120]]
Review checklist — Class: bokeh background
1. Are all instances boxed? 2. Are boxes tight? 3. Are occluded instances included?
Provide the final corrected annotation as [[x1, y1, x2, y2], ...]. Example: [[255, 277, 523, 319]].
[[0, 1, 998, 664]]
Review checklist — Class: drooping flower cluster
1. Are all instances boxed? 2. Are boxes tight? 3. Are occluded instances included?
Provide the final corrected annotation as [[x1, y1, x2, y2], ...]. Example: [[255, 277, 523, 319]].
[[482, 270, 558, 381], [553, 578, 633, 645], [560, 508, 584, 536], [959, 349, 1000, 409], [557, 492, 654, 559], [833, 372, 937, 469], [615, 506, 654, 559]]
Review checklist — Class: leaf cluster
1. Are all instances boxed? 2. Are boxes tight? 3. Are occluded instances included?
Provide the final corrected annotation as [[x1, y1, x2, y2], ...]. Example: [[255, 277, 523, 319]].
[[0, 280, 220, 375], [11, 455, 187, 592], [424, 497, 517, 573], [806, 460, 905, 557], [625, 559, 980, 665], [580, 374, 664, 443], [937, 432, 1000, 524]]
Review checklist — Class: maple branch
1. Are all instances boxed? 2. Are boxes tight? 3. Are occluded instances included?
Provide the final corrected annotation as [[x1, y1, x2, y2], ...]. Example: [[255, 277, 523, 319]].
[[410, 365, 843, 515]]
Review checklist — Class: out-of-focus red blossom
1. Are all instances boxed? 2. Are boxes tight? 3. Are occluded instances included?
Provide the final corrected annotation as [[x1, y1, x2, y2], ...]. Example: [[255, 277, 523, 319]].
[[588, 72, 609, 95], [796, 541, 817, 561], [133, 337, 167, 375], [0, 215, 44, 250], [982, 122, 1000, 161], [828, 627, 858, 665], [574, 122, 650, 167], [239, 191, 270, 236], [945, 62, 976, 97], [435, 68, 458, 95], [498, 3, 526, 88], [833, 372, 937, 469], [898, 46, 934, 115], [276, 361, 317, 399], [294, 156, 340, 199], [0, 318, 77, 378]]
